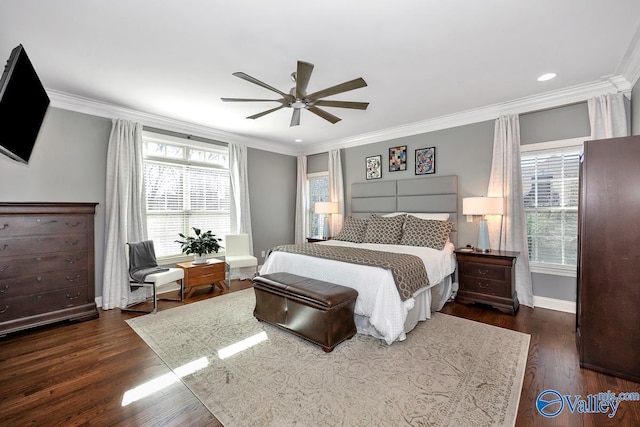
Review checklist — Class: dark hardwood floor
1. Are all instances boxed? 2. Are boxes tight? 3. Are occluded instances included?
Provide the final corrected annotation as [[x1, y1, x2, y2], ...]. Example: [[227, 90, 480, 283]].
[[1, 283, 638, 426]]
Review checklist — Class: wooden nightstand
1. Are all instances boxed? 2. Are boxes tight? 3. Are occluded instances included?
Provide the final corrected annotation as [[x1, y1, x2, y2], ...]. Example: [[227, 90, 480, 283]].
[[306, 236, 330, 243], [454, 249, 519, 315], [177, 258, 226, 298]]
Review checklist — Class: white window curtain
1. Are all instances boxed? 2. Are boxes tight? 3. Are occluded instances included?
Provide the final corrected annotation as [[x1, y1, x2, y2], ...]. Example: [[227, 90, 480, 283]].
[[328, 149, 345, 236], [102, 119, 148, 309], [294, 155, 307, 244], [229, 142, 253, 255], [487, 114, 534, 308], [588, 93, 630, 139]]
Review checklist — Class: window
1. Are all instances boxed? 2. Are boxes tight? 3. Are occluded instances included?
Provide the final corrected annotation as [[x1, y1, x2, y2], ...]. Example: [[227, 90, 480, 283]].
[[142, 132, 231, 259], [520, 137, 585, 276], [307, 172, 329, 237]]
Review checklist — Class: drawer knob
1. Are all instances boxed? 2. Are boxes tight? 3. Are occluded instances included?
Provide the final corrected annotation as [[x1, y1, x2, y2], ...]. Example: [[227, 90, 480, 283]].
[[0, 244, 8, 252], [478, 282, 490, 289], [478, 268, 490, 275], [35, 257, 42, 262], [66, 291, 81, 300], [0, 223, 8, 230], [37, 276, 42, 282], [0, 305, 8, 314], [65, 240, 80, 246], [0, 265, 8, 272], [66, 274, 81, 282], [0, 284, 8, 293], [66, 257, 81, 264]]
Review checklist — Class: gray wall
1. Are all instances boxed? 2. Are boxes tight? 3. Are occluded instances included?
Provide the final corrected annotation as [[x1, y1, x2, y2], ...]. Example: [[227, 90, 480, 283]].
[[343, 121, 495, 247], [339, 103, 592, 303], [0, 107, 297, 300], [633, 79, 640, 135], [247, 147, 296, 264], [0, 107, 111, 299]]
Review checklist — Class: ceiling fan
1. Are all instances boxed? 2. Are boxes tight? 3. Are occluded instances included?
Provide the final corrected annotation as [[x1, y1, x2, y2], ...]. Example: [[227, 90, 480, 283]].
[[221, 60, 369, 127]]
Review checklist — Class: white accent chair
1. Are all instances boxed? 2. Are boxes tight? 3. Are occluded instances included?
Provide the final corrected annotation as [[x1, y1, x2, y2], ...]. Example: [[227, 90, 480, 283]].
[[122, 241, 185, 314], [224, 234, 258, 282]]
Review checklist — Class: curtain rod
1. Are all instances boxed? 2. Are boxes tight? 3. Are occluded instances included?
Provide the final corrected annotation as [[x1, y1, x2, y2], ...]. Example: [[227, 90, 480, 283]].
[[142, 126, 228, 148]]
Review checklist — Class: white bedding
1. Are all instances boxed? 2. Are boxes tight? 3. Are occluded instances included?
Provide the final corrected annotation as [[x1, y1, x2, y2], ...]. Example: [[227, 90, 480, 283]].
[[259, 240, 456, 344]]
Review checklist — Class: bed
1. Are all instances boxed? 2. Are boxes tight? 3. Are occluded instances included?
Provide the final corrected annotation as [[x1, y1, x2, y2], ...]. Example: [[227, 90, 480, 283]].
[[260, 175, 459, 344]]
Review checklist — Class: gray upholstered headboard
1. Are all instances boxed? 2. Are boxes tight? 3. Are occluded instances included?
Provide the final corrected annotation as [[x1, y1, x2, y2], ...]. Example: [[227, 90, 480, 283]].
[[351, 175, 458, 246]]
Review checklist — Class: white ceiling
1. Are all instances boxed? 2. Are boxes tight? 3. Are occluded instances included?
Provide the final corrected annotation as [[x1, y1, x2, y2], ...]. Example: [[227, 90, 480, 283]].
[[2, 1, 640, 155]]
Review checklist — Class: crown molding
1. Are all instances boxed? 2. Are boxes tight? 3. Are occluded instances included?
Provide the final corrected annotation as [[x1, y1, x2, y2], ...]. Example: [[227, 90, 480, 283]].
[[47, 74, 630, 158], [304, 77, 628, 155], [616, 21, 640, 87], [46, 89, 299, 156]]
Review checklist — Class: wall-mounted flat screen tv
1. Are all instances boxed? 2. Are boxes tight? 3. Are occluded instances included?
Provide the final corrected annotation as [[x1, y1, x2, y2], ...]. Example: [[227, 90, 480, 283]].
[[0, 44, 50, 164]]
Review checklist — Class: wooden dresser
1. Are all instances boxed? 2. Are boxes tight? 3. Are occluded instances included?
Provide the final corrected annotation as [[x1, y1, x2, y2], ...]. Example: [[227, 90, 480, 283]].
[[455, 249, 519, 315], [0, 202, 99, 336]]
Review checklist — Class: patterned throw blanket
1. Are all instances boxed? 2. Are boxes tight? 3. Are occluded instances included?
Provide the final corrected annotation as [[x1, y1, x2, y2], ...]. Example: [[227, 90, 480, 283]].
[[269, 243, 430, 301]]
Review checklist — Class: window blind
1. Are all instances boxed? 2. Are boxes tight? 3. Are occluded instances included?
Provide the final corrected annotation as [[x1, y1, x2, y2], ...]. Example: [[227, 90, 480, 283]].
[[521, 145, 581, 267], [143, 138, 230, 258]]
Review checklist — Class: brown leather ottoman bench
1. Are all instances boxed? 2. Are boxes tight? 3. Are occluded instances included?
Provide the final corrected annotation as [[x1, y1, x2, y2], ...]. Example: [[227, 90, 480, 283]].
[[252, 272, 358, 352]]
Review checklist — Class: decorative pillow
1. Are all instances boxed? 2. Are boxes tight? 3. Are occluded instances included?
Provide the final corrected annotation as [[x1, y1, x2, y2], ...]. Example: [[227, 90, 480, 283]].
[[407, 212, 450, 221], [333, 216, 368, 243], [400, 215, 454, 250], [362, 214, 405, 244]]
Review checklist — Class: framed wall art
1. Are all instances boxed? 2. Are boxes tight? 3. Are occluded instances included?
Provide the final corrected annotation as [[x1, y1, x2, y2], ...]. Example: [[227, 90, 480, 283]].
[[389, 145, 407, 172], [366, 155, 382, 180], [415, 147, 436, 175]]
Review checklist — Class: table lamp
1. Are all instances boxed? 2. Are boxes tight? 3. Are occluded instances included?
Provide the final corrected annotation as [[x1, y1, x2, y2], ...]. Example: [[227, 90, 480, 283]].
[[314, 201, 339, 238], [462, 197, 504, 252]]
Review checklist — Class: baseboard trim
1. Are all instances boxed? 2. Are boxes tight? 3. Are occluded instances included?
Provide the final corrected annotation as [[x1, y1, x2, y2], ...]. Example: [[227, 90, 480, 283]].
[[533, 296, 576, 314]]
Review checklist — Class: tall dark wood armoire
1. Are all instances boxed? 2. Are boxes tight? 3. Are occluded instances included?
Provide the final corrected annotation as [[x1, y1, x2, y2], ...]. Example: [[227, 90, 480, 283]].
[[576, 135, 640, 383]]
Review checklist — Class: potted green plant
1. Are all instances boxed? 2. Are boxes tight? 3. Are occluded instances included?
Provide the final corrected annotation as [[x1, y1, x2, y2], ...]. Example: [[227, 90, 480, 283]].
[[175, 227, 223, 264]]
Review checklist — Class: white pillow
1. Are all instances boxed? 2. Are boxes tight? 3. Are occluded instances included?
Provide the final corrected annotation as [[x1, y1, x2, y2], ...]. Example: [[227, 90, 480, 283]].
[[407, 212, 450, 221], [382, 212, 406, 217]]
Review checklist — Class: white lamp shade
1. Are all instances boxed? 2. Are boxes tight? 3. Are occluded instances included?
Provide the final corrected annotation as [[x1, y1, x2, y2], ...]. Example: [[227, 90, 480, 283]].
[[462, 197, 504, 216], [314, 201, 339, 214]]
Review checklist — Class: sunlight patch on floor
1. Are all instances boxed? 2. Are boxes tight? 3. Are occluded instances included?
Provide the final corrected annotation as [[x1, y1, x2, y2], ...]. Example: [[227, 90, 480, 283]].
[[121, 356, 209, 406], [217, 331, 268, 359]]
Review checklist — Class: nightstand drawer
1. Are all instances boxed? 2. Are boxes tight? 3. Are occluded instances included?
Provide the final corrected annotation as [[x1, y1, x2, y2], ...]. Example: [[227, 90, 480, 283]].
[[461, 262, 506, 281], [188, 270, 225, 286], [188, 263, 224, 279], [460, 276, 507, 297]]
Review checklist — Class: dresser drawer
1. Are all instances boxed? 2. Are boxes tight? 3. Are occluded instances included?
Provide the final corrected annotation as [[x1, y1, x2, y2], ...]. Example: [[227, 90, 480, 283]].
[[0, 251, 88, 279], [0, 268, 89, 299], [0, 286, 90, 321], [460, 262, 506, 281], [0, 234, 88, 257], [459, 275, 508, 297], [0, 215, 89, 237]]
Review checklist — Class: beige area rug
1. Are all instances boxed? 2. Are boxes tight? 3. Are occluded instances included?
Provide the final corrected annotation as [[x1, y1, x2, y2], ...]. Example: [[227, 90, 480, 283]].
[[126, 289, 530, 427]]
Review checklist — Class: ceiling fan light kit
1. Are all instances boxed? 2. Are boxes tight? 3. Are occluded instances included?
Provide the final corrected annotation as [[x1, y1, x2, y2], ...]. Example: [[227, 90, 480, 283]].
[[222, 60, 369, 127]]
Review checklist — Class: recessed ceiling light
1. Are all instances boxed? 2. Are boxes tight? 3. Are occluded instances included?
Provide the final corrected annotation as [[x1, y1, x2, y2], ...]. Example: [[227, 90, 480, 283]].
[[294, 138, 303, 143], [537, 73, 557, 82]]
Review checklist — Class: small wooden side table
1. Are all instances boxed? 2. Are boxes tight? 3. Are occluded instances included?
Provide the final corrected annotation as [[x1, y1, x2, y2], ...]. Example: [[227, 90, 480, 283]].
[[455, 249, 520, 315], [177, 258, 226, 298]]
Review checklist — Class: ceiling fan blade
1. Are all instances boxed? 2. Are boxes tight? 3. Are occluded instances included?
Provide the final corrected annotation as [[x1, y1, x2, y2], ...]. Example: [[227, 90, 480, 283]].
[[232, 72, 288, 97], [290, 109, 301, 127], [314, 100, 369, 110], [306, 77, 367, 101], [307, 106, 342, 124], [247, 105, 285, 120], [221, 98, 282, 103], [295, 61, 314, 99]]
